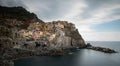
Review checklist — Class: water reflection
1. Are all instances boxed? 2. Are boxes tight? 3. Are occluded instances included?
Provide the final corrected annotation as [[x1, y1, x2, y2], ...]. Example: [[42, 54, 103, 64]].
[[15, 49, 120, 66], [15, 41, 120, 66]]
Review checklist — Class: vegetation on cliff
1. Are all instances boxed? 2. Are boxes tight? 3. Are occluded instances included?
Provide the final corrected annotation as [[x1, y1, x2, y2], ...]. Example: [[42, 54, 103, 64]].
[[0, 6, 43, 22]]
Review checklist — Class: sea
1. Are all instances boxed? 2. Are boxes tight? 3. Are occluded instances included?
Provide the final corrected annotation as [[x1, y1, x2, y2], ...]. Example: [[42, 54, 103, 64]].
[[14, 41, 120, 66]]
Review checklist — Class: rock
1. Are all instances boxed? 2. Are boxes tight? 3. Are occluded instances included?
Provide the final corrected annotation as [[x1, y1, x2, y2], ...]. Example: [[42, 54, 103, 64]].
[[86, 43, 92, 47], [0, 6, 86, 66], [1, 6, 86, 50], [20, 21, 86, 49], [0, 60, 14, 66], [86, 43, 117, 53]]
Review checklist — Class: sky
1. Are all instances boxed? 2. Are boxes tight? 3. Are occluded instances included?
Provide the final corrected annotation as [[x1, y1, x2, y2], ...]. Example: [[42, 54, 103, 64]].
[[0, 0, 120, 41]]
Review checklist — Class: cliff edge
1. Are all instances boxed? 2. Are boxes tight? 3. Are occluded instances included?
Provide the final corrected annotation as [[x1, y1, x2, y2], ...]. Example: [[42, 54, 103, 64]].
[[0, 6, 85, 50], [20, 21, 85, 50], [0, 6, 85, 66]]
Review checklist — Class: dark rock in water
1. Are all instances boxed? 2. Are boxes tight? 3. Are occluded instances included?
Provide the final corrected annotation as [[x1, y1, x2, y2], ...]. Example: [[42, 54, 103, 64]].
[[86, 43, 92, 47], [86, 43, 117, 53]]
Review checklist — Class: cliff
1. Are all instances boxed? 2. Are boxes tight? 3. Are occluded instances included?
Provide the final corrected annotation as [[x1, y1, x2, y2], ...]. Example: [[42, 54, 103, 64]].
[[0, 5, 85, 52], [0, 6, 85, 66], [0, 6, 44, 29], [0, 6, 44, 66], [19, 21, 85, 50], [0, 6, 43, 22]]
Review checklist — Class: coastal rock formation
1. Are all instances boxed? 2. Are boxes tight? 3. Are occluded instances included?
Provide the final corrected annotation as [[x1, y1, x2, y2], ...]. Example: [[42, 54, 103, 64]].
[[0, 6, 85, 66], [86, 43, 117, 53], [19, 21, 85, 50], [0, 6, 85, 50]]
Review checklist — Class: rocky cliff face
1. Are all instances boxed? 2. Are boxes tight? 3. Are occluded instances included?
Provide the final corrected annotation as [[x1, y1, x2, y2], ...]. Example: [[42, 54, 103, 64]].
[[0, 5, 86, 66], [0, 6, 43, 49], [19, 21, 85, 49], [0, 6, 85, 50]]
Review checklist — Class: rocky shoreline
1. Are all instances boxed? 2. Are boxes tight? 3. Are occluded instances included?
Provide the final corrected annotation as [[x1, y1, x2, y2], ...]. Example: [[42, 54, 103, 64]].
[[0, 43, 118, 66], [0, 48, 72, 66], [85, 43, 117, 53]]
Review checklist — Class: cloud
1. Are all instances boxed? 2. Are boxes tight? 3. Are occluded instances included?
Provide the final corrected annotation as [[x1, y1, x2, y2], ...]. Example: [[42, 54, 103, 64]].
[[68, 0, 120, 32], [78, 3, 120, 24], [0, 0, 120, 41], [81, 32, 120, 41], [20, 0, 88, 22], [0, 0, 26, 8], [60, 0, 87, 20]]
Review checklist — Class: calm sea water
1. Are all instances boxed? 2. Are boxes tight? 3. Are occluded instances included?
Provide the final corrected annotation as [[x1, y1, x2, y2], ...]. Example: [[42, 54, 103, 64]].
[[15, 41, 120, 66]]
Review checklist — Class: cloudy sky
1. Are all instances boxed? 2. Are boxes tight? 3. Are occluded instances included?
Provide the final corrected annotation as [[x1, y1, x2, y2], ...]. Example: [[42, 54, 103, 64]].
[[0, 0, 120, 41]]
